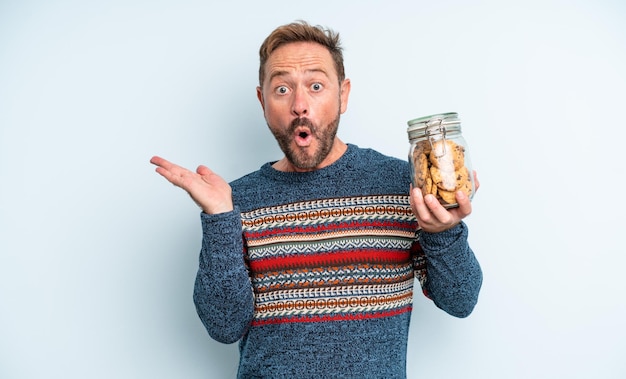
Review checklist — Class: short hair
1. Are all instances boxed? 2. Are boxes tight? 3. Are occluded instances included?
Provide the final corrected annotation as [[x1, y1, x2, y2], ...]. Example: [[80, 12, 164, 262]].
[[258, 20, 345, 86]]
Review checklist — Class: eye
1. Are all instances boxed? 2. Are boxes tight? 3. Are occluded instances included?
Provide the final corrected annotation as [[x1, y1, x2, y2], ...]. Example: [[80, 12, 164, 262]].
[[275, 86, 289, 95], [311, 83, 323, 92]]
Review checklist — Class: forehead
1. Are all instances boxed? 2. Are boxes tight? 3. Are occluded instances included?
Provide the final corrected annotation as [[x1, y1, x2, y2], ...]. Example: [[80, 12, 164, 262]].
[[264, 42, 337, 81]]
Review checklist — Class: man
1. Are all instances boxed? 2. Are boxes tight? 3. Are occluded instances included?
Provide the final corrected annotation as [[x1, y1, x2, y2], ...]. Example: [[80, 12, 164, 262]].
[[150, 20, 482, 378]]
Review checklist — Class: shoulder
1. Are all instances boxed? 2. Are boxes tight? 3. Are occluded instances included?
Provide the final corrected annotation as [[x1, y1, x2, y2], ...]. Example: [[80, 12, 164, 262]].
[[229, 166, 267, 189], [341, 145, 410, 194], [348, 144, 408, 171]]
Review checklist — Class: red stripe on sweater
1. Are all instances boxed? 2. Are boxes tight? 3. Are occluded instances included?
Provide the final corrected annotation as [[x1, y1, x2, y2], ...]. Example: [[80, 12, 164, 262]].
[[249, 250, 410, 272], [251, 306, 412, 326]]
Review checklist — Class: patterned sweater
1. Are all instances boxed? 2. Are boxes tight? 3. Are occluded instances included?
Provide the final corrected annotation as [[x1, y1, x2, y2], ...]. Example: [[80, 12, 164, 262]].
[[193, 144, 482, 378]]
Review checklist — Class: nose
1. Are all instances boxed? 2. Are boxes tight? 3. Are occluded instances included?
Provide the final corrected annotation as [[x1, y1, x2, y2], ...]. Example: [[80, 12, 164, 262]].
[[291, 86, 308, 116]]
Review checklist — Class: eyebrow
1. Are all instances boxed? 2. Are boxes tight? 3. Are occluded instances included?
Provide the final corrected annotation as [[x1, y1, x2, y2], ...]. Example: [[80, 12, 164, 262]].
[[267, 68, 329, 83]]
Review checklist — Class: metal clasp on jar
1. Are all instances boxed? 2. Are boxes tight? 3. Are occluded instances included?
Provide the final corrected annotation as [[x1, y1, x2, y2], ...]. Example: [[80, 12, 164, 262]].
[[425, 118, 448, 158]]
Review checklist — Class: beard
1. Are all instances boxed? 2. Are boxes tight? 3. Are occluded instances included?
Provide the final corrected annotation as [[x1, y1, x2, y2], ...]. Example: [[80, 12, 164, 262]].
[[269, 112, 340, 170]]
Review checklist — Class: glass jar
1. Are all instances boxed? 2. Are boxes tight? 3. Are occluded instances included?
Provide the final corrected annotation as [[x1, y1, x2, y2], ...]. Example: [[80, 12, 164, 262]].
[[407, 112, 474, 208]]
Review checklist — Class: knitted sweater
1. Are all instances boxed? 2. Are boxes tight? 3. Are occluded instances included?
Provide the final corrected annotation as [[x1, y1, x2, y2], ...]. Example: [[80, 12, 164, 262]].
[[193, 144, 482, 378]]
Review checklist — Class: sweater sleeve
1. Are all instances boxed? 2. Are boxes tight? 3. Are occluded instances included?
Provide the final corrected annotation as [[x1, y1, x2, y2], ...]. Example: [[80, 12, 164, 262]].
[[419, 221, 482, 318], [193, 207, 255, 344]]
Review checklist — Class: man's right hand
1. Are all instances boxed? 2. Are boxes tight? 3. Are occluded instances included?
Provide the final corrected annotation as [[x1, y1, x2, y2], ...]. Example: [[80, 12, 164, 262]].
[[150, 156, 233, 214]]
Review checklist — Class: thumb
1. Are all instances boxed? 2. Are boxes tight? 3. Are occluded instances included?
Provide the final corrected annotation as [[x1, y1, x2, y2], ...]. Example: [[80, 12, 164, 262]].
[[196, 165, 212, 176]]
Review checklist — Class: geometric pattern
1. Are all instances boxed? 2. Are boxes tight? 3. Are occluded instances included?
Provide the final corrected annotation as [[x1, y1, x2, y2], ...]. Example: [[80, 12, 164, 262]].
[[241, 195, 427, 325]]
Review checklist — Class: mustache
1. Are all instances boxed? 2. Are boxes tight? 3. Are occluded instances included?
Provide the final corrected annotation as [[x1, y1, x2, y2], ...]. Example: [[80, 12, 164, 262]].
[[290, 117, 316, 133]]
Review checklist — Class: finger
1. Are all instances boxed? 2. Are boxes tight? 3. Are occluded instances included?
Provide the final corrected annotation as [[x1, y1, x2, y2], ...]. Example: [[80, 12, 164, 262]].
[[154, 165, 184, 186], [410, 187, 428, 218], [473, 170, 480, 192], [151, 158, 194, 188], [455, 190, 472, 217], [150, 155, 170, 168], [424, 194, 454, 225], [151, 156, 191, 179], [150, 156, 182, 175]]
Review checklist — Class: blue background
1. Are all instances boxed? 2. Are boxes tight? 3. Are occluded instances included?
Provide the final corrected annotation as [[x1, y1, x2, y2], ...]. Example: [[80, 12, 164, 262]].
[[1, 0, 624, 377]]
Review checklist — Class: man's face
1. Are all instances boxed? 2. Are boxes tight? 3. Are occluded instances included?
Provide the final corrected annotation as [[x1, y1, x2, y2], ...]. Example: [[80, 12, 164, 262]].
[[257, 42, 350, 171]]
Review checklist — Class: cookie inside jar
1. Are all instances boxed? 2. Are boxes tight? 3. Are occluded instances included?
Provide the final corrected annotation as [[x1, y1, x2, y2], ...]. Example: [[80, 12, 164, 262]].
[[407, 113, 474, 208]]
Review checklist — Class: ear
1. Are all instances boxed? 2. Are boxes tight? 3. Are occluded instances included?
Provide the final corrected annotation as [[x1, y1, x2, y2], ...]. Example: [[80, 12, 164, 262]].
[[256, 86, 265, 111], [339, 78, 351, 114]]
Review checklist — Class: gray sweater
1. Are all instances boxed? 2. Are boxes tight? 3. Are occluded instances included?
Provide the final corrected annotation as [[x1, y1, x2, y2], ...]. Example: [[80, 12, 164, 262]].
[[194, 144, 482, 378]]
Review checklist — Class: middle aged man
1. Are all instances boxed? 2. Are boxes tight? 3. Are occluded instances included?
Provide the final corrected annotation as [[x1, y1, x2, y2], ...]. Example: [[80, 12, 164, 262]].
[[150, 20, 482, 378]]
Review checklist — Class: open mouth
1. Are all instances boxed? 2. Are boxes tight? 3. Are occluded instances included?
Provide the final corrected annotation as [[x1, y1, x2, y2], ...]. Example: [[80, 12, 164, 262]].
[[294, 127, 313, 146]]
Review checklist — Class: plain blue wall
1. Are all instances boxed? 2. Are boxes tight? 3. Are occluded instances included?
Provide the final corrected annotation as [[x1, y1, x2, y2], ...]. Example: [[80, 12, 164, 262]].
[[1, 0, 625, 378]]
